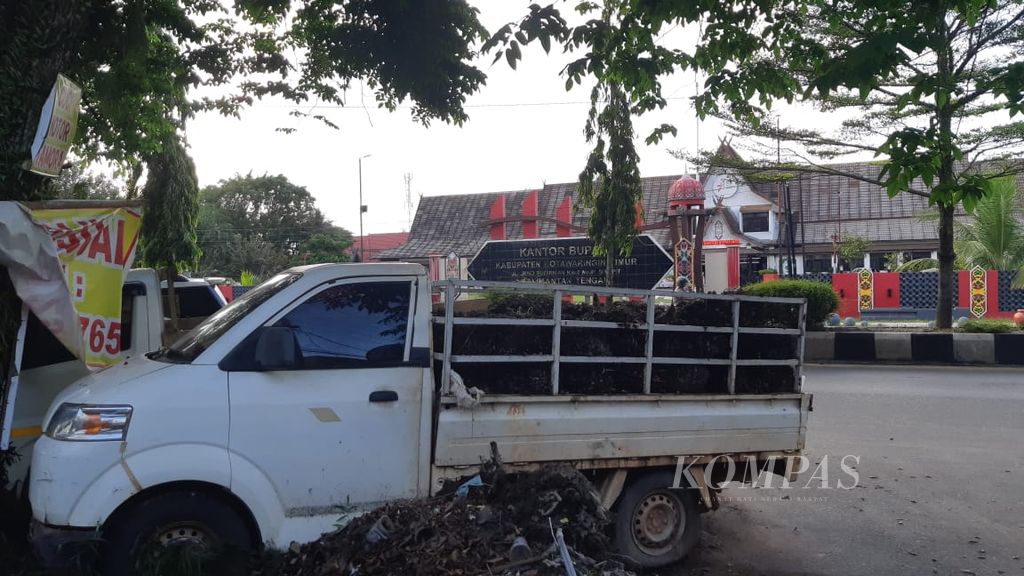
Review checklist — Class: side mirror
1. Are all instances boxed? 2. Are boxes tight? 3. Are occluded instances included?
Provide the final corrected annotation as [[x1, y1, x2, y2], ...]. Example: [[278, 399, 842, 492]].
[[254, 326, 297, 371]]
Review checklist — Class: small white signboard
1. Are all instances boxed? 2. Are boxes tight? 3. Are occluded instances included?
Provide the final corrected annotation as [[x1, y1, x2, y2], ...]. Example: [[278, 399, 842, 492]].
[[29, 74, 82, 177]]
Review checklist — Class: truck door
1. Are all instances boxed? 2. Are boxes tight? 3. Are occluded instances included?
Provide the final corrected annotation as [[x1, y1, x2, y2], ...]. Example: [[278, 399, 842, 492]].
[[224, 276, 425, 515]]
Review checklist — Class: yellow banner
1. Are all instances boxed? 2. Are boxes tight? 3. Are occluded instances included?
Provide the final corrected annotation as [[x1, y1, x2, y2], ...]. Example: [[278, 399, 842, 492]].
[[31, 207, 142, 368]]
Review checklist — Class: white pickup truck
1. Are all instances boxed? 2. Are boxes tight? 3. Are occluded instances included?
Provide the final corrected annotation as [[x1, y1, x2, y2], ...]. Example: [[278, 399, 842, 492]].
[[27, 262, 811, 574]]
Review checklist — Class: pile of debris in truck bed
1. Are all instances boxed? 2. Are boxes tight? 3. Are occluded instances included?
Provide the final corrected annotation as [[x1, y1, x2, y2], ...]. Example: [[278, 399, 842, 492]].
[[256, 460, 635, 576], [434, 292, 802, 395]]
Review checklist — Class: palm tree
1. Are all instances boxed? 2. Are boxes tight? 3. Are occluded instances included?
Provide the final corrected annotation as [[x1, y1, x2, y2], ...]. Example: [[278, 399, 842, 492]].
[[955, 176, 1024, 287]]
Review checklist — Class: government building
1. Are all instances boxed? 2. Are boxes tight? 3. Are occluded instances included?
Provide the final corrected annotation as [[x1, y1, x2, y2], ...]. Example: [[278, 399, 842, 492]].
[[380, 144, 986, 288]]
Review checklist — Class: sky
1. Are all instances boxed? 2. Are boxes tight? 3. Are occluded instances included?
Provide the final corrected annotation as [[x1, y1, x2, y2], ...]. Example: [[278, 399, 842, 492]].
[[185, 4, 727, 237]]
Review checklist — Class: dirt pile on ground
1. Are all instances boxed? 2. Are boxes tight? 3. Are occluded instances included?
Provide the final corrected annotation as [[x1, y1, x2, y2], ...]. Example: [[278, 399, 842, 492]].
[[257, 463, 635, 576]]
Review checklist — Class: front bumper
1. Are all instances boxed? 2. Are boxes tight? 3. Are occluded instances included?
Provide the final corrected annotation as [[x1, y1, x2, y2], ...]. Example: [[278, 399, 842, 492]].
[[30, 519, 101, 569]]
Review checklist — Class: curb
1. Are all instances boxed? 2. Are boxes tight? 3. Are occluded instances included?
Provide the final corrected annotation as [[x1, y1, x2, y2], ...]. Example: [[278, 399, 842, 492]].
[[805, 331, 1024, 365]]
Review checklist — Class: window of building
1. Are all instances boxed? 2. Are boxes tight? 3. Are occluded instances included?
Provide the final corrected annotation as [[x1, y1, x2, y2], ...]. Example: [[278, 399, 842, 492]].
[[275, 281, 411, 369], [739, 254, 767, 286], [741, 211, 770, 233], [803, 255, 833, 274], [903, 251, 933, 262], [869, 252, 888, 271]]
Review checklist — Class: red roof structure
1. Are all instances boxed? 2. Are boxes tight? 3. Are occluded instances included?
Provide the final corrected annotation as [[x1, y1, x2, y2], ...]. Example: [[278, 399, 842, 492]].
[[349, 232, 410, 262], [668, 176, 705, 208]]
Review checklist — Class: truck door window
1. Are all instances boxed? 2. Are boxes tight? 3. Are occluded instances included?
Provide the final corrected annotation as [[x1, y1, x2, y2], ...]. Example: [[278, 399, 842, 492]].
[[21, 312, 76, 370], [276, 281, 410, 369], [120, 284, 136, 352]]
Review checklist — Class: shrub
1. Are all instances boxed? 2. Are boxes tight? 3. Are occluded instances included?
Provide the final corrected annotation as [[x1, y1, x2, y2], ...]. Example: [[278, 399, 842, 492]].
[[956, 319, 1019, 333], [739, 279, 839, 329], [757, 268, 778, 275]]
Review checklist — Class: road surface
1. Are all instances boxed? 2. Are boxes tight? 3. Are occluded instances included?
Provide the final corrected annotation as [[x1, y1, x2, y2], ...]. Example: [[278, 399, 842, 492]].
[[676, 364, 1024, 576]]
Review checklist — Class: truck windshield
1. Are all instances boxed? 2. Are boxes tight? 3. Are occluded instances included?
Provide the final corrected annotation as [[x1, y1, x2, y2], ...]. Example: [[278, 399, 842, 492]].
[[150, 272, 302, 363]]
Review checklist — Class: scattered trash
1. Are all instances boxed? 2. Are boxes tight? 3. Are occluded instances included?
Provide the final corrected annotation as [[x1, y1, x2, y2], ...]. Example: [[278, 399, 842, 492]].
[[554, 524, 579, 576], [449, 370, 485, 408], [255, 462, 629, 576], [510, 536, 533, 563], [454, 474, 484, 498], [364, 515, 393, 544]]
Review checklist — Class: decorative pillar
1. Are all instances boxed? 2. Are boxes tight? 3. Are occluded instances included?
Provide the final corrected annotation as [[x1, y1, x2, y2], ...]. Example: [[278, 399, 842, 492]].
[[970, 265, 987, 318], [522, 190, 539, 239], [726, 246, 740, 290], [667, 176, 707, 291], [555, 195, 573, 237], [489, 195, 506, 240], [857, 268, 873, 311]]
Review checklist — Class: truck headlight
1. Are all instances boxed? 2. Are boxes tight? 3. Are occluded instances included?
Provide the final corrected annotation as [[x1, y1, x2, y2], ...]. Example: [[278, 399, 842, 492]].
[[46, 404, 132, 442]]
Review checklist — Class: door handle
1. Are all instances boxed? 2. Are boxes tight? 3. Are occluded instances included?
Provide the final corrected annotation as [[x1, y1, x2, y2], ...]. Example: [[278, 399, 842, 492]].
[[369, 390, 398, 403]]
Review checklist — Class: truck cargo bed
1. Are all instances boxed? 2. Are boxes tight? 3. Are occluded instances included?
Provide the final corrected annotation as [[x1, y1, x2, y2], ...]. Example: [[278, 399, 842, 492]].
[[434, 392, 809, 468], [432, 279, 808, 397]]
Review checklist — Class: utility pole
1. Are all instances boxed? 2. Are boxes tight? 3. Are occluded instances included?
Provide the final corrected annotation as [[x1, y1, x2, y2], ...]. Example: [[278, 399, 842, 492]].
[[358, 154, 372, 261], [776, 116, 786, 275], [404, 172, 414, 231]]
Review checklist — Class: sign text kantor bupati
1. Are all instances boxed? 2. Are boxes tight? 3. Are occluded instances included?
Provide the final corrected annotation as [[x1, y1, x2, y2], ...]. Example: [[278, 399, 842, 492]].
[[467, 235, 673, 289]]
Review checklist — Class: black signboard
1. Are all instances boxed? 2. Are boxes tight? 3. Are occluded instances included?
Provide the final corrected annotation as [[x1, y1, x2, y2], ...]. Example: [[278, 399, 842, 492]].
[[467, 235, 672, 289]]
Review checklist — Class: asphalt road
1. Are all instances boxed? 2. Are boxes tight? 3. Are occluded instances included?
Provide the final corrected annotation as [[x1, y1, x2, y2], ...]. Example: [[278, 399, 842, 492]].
[[675, 364, 1024, 576]]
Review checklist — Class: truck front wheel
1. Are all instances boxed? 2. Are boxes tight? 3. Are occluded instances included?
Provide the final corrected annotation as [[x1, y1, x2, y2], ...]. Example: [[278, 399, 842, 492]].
[[613, 470, 701, 568], [102, 489, 254, 576]]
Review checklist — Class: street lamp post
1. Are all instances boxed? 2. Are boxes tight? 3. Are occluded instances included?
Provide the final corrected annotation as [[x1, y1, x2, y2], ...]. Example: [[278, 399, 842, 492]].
[[358, 154, 371, 261]]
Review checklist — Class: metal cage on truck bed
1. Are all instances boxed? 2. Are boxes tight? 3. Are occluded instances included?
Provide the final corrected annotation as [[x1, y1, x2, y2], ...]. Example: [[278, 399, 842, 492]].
[[431, 279, 808, 397]]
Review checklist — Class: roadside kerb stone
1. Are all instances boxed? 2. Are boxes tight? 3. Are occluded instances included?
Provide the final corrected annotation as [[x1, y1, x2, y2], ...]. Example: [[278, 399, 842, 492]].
[[952, 333, 995, 364], [874, 332, 912, 361], [804, 332, 835, 361]]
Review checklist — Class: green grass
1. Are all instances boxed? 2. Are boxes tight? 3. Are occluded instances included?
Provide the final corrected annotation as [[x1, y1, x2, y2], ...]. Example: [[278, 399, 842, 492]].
[[956, 319, 1020, 333]]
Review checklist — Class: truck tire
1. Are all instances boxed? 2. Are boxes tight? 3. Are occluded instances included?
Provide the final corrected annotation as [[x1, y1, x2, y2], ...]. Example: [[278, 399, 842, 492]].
[[613, 470, 701, 568], [102, 489, 253, 576]]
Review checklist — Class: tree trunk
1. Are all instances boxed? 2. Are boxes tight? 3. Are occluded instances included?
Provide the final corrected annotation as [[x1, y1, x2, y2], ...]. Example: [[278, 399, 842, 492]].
[[165, 264, 179, 334], [936, 203, 955, 329], [933, 11, 955, 331]]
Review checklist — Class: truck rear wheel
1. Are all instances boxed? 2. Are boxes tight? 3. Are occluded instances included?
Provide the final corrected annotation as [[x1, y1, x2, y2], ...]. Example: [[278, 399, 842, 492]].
[[102, 489, 253, 576], [613, 470, 701, 568]]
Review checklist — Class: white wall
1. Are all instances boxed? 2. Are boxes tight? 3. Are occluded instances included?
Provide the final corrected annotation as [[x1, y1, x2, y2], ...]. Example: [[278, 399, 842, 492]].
[[702, 172, 778, 242]]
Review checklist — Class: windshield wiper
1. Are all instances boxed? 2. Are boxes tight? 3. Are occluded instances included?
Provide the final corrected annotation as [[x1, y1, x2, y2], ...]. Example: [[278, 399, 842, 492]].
[[146, 346, 191, 363]]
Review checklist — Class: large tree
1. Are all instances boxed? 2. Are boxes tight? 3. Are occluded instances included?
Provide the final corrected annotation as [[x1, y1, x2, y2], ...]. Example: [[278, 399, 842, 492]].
[[197, 173, 352, 277], [706, 0, 1024, 328], [140, 135, 202, 332], [0, 0, 489, 202], [577, 82, 644, 284]]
